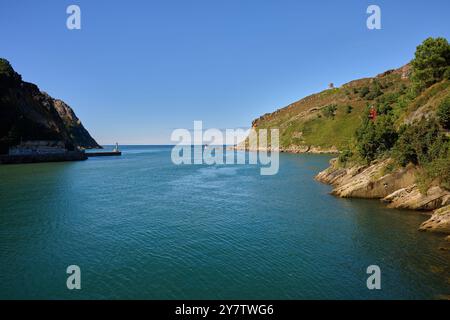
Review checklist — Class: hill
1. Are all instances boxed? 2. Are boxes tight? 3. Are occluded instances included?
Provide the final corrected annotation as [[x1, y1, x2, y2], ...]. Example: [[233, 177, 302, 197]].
[[250, 64, 449, 152], [0, 58, 101, 154], [248, 37, 450, 236]]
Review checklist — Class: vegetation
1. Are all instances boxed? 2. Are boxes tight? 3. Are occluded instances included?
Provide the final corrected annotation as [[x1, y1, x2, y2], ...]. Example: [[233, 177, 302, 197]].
[[0, 58, 21, 84], [322, 104, 337, 118], [355, 113, 398, 163], [437, 95, 450, 129], [250, 37, 450, 190], [394, 118, 448, 166], [411, 37, 450, 92], [345, 105, 353, 114], [338, 149, 353, 165], [0, 58, 13, 74]]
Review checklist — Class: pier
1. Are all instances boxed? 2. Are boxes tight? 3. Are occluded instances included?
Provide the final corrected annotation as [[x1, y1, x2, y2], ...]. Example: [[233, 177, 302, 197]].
[[0, 141, 122, 164], [86, 151, 122, 157], [86, 143, 122, 157]]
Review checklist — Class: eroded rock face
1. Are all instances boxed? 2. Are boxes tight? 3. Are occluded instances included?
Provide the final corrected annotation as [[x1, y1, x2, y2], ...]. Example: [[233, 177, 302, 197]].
[[419, 205, 450, 234], [317, 159, 450, 236], [316, 159, 417, 199], [383, 185, 450, 210], [316, 158, 449, 210]]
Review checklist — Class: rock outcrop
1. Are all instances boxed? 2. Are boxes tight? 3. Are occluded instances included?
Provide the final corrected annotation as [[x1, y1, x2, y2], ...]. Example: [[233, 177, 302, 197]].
[[382, 185, 450, 210], [316, 158, 450, 210], [317, 159, 413, 198], [316, 158, 450, 235], [419, 205, 450, 234], [0, 58, 101, 154]]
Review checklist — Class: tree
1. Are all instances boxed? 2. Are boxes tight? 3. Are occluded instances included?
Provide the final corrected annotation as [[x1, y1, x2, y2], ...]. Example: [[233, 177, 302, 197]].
[[411, 37, 450, 91], [394, 118, 448, 166], [437, 96, 450, 130], [356, 114, 398, 163]]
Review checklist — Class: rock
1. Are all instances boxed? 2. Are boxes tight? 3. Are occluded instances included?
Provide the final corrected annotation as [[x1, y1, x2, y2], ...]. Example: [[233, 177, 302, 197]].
[[316, 158, 450, 211], [383, 185, 450, 210], [0, 58, 101, 154], [317, 159, 417, 199], [232, 144, 339, 154], [419, 205, 450, 234]]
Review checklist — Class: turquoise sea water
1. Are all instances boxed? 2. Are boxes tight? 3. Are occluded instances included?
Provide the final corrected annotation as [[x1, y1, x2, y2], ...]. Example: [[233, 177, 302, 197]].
[[0, 145, 449, 299]]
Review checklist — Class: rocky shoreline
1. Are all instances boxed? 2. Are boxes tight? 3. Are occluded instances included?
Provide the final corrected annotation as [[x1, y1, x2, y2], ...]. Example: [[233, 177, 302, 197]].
[[231, 144, 339, 154], [315, 158, 450, 241], [231, 144, 450, 241]]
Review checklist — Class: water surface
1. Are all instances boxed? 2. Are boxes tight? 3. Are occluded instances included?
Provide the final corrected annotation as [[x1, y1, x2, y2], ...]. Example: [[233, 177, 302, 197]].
[[0, 146, 449, 299]]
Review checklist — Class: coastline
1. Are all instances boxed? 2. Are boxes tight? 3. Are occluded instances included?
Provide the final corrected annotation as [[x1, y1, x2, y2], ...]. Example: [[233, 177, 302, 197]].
[[0, 151, 87, 165], [232, 143, 450, 242], [230, 144, 450, 239], [231, 144, 340, 154], [315, 157, 450, 241]]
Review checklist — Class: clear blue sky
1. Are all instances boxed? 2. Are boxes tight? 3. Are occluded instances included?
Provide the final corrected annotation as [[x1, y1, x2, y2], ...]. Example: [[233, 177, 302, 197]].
[[1, 0, 449, 144]]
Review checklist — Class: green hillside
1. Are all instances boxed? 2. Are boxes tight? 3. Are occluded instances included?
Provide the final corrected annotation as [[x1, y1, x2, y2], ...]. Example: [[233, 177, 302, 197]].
[[252, 66, 409, 149], [251, 37, 450, 189], [254, 62, 448, 151]]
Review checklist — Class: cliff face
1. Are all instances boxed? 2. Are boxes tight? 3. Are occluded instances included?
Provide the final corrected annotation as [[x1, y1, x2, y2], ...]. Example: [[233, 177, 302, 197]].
[[0, 58, 101, 154]]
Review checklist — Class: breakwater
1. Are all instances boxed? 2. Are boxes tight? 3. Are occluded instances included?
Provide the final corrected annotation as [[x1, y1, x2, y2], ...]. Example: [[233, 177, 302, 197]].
[[86, 151, 122, 157], [0, 151, 87, 164]]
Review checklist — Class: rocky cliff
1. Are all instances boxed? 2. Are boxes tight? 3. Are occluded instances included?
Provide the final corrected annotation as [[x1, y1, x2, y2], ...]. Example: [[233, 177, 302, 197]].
[[0, 58, 101, 154]]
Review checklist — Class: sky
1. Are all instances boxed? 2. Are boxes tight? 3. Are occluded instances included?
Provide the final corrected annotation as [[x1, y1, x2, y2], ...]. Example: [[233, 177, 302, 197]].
[[1, 0, 449, 144]]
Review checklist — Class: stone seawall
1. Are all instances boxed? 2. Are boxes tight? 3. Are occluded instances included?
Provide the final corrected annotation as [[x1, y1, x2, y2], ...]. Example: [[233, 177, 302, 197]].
[[0, 151, 87, 164]]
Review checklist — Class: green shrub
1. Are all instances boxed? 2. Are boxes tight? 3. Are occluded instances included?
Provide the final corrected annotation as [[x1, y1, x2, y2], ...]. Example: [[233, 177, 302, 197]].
[[345, 105, 353, 114], [356, 114, 398, 163], [322, 104, 337, 118], [365, 81, 383, 100], [394, 118, 448, 166], [437, 96, 450, 130], [425, 149, 450, 190], [338, 149, 353, 164], [359, 87, 370, 98], [377, 103, 393, 116]]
